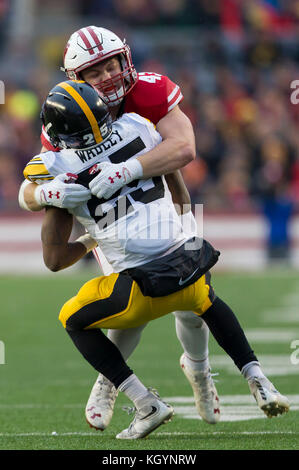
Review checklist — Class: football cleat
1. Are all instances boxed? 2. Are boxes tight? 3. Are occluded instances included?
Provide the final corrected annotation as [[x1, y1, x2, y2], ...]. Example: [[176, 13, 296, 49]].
[[248, 376, 290, 418], [116, 390, 174, 439], [180, 353, 220, 424], [85, 374, 118, 430]]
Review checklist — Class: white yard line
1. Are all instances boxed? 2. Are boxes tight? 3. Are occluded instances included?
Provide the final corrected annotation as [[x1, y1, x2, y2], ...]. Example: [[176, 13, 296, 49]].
[[157, 431, 299, 436], [244, 329, 299, 342], [164, 394, 299, 404], [261, 282, 299, 324], [0, 431, 298, 438], [262, 309, 299, 323], [0, 432, 97, 437], [1, 395, 298, 424], [208, 354, 299, 376]]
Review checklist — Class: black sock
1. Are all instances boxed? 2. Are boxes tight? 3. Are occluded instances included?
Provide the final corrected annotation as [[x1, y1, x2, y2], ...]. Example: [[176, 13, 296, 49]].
[[66, 328, 133, 388], [201, 297, 258, 370]]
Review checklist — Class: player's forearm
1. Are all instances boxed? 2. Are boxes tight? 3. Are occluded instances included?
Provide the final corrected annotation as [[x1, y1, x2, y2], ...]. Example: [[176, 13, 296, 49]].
[[165, 171, 191, 213], [137, 137, 195, 179], [48, 234, 97, 271], [43, 241, 88, 272], [138, 104, 196, 179], [41, 207, 96, 272]]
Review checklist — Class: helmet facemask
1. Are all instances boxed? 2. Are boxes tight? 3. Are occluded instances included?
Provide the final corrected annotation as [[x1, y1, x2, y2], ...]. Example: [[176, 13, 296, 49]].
[[54, 117, 113, 150], [91, 47, 137, 106]]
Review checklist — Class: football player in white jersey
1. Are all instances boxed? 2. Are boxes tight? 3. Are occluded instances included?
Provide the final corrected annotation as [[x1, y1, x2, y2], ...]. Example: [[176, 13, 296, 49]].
[[20, 28, 290, 432], [19, 26, 221, 430], [23, 82, 289, 439]]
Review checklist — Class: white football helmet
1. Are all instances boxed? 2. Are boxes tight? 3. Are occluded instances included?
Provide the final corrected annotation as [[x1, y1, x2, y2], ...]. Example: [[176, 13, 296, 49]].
[[62, 26, 138, 105]]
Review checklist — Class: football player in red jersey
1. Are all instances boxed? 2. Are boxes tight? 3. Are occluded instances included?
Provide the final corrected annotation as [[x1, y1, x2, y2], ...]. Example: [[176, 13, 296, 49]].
[[20, 29, 290, 429], [19, 26, 222, 430]]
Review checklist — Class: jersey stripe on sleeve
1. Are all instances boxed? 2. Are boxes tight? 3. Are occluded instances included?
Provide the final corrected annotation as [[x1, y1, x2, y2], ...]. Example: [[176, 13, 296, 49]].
[[23, 158, 54, 183], [167, 85, 183, 112]]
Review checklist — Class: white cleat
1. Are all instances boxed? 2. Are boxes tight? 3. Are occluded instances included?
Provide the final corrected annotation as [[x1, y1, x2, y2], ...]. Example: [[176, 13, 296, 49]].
[[248, 376, 290, 418], [85, 374, 118, 430], [116, 391, 174, 440], [180, 353, 220, 424]]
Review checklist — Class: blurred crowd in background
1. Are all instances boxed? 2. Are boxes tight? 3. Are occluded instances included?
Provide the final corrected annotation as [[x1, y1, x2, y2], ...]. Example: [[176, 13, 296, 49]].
[[1, 0, 299, 259]]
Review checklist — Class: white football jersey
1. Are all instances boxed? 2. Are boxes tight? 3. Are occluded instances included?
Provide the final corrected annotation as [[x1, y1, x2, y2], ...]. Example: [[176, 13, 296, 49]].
[[24, 113, 191, 272]]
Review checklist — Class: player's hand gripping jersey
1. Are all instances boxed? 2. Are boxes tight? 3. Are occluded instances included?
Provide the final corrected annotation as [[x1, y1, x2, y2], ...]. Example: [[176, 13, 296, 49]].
[[41, 74, 183, 151], [25, 113, 189, 272]]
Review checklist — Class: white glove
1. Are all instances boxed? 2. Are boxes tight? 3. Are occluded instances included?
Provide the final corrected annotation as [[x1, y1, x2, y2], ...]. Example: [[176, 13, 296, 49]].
[[88, 159, 143, 200], [34, 173, 91, 209]]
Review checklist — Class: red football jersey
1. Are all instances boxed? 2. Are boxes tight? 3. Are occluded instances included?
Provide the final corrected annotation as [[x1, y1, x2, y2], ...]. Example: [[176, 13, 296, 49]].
[[40, 73, 183, 151], [123, 72, 183, 124]]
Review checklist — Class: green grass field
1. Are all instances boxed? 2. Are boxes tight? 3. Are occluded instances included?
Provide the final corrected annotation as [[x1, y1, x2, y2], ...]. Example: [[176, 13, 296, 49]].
[[0, 269, 298, 452]]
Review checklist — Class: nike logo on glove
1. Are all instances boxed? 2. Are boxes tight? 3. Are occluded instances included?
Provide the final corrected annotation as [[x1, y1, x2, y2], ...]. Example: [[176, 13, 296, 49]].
[[178, 267, 200, 286]]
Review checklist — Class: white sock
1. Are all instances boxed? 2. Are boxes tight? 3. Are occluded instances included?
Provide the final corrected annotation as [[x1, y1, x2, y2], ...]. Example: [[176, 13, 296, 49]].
[[107, 324, 147, 361], [241, 361, 265, 380], [174, 310, 210, 368], [118, 374, 152, 409]]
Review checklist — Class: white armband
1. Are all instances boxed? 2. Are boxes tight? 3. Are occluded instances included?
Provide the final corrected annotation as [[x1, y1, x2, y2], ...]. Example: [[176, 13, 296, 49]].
[[75, 233, 98, 253], [18, 180, 33, 211], [127, 158, 143, 179]]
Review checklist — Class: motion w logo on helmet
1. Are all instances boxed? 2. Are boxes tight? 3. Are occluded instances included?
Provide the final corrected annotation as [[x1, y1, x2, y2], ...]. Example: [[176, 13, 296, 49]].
[[78, 26, 104, 55]]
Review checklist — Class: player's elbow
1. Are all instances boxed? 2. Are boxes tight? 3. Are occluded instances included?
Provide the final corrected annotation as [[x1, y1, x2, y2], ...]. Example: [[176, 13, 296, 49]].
[[174, 136, 196, 163], [43, 251, 64, 272], [47, 263, 62, 273], [186, 144, 196, 162], [180, 142, 196, 166], [46, 261, 63, 272]]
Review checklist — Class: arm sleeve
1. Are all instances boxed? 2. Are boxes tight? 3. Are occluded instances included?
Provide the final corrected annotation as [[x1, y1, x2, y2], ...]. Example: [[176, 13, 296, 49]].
[[130, 74, 184, 124], [165, 77, 184, 113]]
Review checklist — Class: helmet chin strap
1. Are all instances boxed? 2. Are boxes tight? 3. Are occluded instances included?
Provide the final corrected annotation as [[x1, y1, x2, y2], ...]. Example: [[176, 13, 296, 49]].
[[96, 80, 126, 106], [103, 92, 125, 107]]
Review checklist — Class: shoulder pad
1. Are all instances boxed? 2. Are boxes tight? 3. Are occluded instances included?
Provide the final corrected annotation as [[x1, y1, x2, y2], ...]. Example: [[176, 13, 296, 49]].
[[23, 155, 54, 183]]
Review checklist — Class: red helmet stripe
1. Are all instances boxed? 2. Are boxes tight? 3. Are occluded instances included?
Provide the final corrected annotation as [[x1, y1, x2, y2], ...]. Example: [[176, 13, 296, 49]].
[[86, 26, 103, 54], [78, 29, 95, 55], [63, 41, 70, 60]]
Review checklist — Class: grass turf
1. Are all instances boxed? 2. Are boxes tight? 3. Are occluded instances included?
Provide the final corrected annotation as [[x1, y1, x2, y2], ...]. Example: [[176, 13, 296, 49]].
[[0, 269, 298, 451]]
